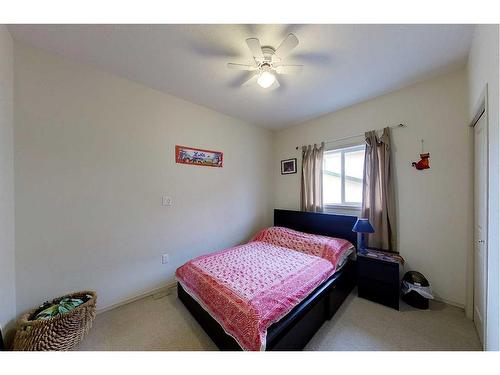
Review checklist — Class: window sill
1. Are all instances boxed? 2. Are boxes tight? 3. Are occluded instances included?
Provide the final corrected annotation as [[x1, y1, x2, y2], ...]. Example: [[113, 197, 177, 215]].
[[324, 204, 361, 211], [323, 205, 361, 216]]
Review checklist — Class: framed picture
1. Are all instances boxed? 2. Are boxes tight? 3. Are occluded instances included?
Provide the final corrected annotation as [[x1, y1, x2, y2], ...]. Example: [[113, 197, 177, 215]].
[[176, 145, 223, 168], [281, 158, 297, 175]]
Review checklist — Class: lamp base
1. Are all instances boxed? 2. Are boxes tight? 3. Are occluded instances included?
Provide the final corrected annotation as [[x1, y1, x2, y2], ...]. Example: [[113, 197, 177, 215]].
[[358, 247, 369, 255], [357, 234, 369, 255]]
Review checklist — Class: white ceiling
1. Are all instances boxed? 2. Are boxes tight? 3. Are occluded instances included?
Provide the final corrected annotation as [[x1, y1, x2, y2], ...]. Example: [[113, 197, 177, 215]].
[[8, 24, 474, 129]]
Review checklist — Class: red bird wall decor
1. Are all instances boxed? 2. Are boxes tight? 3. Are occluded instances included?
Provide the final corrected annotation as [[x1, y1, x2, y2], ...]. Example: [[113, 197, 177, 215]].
[[412, 139, 430, 170]]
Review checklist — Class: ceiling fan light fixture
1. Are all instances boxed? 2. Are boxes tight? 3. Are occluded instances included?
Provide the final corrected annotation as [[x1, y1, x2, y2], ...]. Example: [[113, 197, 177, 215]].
[[228, 34, 301, 89], [257, 71, 276, 89]]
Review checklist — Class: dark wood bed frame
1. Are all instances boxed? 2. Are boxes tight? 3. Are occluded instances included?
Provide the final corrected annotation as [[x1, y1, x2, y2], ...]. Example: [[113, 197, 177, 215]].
[[177, 209, 358, 351]]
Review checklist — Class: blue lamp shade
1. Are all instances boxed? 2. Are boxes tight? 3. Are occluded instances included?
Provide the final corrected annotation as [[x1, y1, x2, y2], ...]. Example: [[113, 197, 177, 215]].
[[352, 218, 375, 233]]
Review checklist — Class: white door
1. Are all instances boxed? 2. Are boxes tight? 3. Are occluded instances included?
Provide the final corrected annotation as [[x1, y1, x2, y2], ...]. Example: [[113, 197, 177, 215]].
[[473, 112, 488, 347]]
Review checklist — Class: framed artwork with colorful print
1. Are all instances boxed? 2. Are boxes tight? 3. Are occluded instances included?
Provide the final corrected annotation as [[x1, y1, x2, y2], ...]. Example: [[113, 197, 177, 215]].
[[175, 145, 223, 168], [281, 158, 297, 175]]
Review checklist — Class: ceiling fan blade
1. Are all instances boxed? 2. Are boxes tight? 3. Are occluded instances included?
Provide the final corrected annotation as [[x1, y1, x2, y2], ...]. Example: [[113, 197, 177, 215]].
[[269, 77, 280, 90], [246, 38, 264, 60], [275, 33, 299, 59], [275, 64, 303, 75], [241, 72, 260, 87], [227, 63, 257, 71]]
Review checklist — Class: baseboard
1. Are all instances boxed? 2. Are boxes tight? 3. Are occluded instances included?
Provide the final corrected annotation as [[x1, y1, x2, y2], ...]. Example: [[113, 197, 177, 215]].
[[433, 296, 465, 310], [96, 281, 178, 315]]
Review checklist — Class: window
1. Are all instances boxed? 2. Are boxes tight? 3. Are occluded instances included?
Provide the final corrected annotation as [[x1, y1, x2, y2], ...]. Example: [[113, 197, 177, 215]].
[[323, 144, 365, 208]]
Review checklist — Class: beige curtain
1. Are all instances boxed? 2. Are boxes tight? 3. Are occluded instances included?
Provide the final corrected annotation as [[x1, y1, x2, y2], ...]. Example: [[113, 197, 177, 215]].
[[301, 142, 324, 212], [362, 128, 397, 251]]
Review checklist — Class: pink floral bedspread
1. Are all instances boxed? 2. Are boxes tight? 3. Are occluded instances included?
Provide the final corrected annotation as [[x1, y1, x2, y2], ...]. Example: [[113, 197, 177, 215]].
[[176, 241, 337, 351]]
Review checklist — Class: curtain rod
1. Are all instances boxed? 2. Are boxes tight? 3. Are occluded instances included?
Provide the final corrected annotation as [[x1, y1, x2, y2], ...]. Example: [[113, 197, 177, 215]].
[[295, 123, 407, 150]]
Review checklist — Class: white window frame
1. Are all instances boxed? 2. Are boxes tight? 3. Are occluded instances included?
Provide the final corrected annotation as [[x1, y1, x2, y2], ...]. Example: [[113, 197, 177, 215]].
[[323, 144, 365, 212]]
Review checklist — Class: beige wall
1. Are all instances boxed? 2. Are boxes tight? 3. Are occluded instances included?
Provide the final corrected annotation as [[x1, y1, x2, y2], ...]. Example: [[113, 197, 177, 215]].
[[274, 69, 470, 307], [467, 24, 499, 351], [0, 26, 16, 342], [13, 42, 273, 314], [10, 35, 485, 329]]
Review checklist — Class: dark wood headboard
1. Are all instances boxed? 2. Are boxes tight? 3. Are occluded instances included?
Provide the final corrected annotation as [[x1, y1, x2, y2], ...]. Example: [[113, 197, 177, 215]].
[[274, 209, 358, 248]]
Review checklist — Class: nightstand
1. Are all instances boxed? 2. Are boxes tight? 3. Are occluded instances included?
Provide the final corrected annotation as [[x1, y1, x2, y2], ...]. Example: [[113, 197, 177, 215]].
[[357, 249, 404, 310]]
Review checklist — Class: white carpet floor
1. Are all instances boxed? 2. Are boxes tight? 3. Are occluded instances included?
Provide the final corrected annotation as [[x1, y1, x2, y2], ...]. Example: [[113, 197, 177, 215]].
[[77, 288, 481, 351]]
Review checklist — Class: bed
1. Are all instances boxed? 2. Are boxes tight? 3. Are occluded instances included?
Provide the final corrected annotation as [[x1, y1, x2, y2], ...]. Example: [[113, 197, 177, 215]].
[[176, 209, 358, 351]]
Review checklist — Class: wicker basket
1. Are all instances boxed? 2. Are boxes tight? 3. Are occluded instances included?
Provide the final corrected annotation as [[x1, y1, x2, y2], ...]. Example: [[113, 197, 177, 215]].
[[13, 291, 97, 351]]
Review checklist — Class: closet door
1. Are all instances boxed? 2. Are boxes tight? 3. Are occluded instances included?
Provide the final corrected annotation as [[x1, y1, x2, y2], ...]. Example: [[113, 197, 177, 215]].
[[473, 112, 488, 348]]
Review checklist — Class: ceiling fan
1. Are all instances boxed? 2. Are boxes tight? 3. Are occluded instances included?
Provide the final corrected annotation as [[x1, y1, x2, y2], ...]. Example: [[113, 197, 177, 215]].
[[227, 33, 303, 89]]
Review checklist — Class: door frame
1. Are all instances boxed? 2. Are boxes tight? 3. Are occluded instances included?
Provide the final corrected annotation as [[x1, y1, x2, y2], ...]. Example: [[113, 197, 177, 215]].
[[467, 84, 489, 348]]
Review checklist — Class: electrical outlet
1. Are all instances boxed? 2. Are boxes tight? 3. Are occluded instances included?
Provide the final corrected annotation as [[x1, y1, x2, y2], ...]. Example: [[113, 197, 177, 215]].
[[161, 253, 170, 264], [162, 196, 173, 206]]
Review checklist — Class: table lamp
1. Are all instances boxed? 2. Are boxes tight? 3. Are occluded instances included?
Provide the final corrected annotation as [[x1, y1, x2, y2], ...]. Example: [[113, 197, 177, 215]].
[[352, 218, 374, 254]]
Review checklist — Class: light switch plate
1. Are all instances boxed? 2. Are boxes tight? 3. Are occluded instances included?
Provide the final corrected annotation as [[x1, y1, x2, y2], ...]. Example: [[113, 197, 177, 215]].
[[162, 196, 173, 206], [161, 253, 170, 264]]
